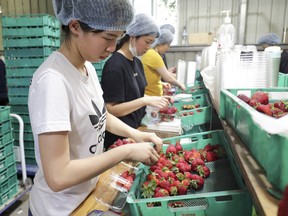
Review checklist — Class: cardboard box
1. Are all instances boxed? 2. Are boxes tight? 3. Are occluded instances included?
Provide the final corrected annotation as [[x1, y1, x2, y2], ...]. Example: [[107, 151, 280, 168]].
[[189, 32, 213, 45]]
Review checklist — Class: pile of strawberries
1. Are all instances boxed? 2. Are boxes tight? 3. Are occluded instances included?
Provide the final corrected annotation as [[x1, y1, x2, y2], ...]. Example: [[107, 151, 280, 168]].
[[237, 91, 288, 118], [182, 103, 201, 110], [158, 106, 178, 122], [141, 142, 226, 198], [108, 138, 135, 150]]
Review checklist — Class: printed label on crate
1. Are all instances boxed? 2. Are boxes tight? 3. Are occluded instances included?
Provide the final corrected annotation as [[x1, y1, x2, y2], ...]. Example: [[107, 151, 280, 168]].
[[13, 146, 21, 162]]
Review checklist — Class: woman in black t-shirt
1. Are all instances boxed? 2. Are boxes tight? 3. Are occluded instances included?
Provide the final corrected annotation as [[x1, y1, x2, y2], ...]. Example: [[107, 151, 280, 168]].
[[101, 14, 172, 149]]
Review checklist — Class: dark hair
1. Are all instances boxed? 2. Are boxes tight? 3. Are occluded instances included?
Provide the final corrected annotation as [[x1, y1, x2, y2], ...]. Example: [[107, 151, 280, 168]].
[[61, 21, 104, 42], [115, 34, 143, 52]]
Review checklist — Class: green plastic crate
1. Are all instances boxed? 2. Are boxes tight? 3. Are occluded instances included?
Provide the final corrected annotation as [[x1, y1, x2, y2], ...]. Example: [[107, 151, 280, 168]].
[[8, 95, 28, 105], [127, 130, 252, 216], [278, 72, 288, 87], [3, 36, 60, 48], [10, 104, 29, 113], [14, 139, 34, 149], [5, 47, 56, 58], [6, 57, 46, 68], [6, 67, 37, 77], [8, 87, 29, 96], [7, 77, 32, 87], [0, 173, 17, 194], [0, 153, 16, 175], [0, 183, 18, 205], [0, 131, 13, 147], [3, 26, 60, 38], [175, 82, 207, 95], [2, 14, 60, 28], [0, 141, 14, 161], [0, 121, 12, 135], [0, 106, 10, 123], [12, 122, 32, 132], [220, 87, 288, 192], [173, 94, 212, 133]]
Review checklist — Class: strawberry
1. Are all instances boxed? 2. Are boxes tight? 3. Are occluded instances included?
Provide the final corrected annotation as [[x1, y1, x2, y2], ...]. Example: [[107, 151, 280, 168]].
[[191, 158, 205, 171], [184, 149, 201, 163], [256, 104, 272, 116], [213, 145, 226, 159], [278, 186, 288, 216], [237, 94, 251, 104], [168, 186, 178, 196], [183, 172, 194, 180], [115, 139, 124, 146], [176, 172, 185, 181], [177, 184, 188, 195], [170, 179, 181, 187], [190, 174, 204, 190], [158, 179, 170, 191], [154, 188, 169, 197], [206, 151, 218, 162], [141, 180, 157, 198], [147, 173, 156, 181], [119, 170, 129, 179], [196, 165, 210, 178], [166, 144, 177, 156], [158, 157, 167, 167], [167, 171, 176, 180], [175, 141, 183, 153], [181, 179, 190, 188], [129, 173, 136, 180], [274, 101, 286, 111], [251, 91, 269, 105], [271, 107, 287, 119], [176, 162, 191, 173], [204, 143, 214, 151]]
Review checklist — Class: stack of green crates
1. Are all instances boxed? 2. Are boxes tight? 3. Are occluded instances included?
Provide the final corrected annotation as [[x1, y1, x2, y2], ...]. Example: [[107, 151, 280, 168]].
[[0, 107, 18, 205], [92, 57, 109, 82], [2, 14, 61, 165]]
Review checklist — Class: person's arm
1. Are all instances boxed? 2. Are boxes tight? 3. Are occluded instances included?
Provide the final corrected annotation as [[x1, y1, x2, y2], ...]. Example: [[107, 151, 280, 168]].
[[106, 96, 171, 117], [39, 131, 160, 192], [156, 66, 186, 90]]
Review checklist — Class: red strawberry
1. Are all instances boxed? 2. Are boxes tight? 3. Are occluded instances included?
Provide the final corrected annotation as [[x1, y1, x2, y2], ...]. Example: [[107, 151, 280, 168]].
[[175, 141, 183, 153], [271, 108, 287, 119], [196, 165, 210, 178], [181, 179, 190, 188], [183, 172, 194, 180], [206, 151, 219, 162], [170, 180, 181, 187], [167, 171, 176, 180], [166, 144, 177, 156], [251, 91, 269, 105], [129, 173, 136, 180], [120, 170, 129, 179], [147, 173, 156, 181], [184, 149, 201, 163], [158, 157, 167, 166], [158, 179, 170, 191], [237, 94, 251, 104], [204, 143, 214, 151], [256, 104, 272, 116], [274, 101, 286, 111], [191, 158, 205, 171], [177, 184, 188, 195], [115, 139, 124, 146], [154, 189, 169, 197], [190, 174, 204, 190], [278, 186, 288, 216], [176, 162, 191, 173]]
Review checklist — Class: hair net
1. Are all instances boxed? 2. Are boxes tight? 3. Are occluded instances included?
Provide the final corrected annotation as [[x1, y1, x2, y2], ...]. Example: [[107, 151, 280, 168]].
[[52, 0, 134, 31], [258, 33, 280, 45], [126, 13, 160, 37], [152, 29, 174, 47], [160, 24, 175, 34]]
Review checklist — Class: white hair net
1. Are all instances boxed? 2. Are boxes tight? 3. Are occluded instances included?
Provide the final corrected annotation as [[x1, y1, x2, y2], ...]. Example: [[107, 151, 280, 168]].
[[52, 0, 134, 31], [160, 24, 175, 35], [152, 29, 174, 47], [126, 13, 160, 37], [258, 33, 280, 45]]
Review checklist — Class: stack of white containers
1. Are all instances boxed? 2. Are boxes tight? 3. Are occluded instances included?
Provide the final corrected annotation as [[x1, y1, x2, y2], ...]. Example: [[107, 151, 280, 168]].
[[211, 46, 281, 106]]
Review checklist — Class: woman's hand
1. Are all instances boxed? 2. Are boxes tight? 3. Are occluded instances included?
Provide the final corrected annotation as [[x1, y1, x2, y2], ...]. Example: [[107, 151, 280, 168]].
[[120, 142, 160, 166], [131, 131, 163, 153], [162, 82, 171, 90], [180, 83, 186, 91], [169, 66, 177, 74], [144, 96, 171, 109]]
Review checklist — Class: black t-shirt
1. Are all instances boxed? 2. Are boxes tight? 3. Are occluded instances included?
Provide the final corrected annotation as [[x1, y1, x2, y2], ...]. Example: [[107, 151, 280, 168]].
[[101, 52, 147, 148]]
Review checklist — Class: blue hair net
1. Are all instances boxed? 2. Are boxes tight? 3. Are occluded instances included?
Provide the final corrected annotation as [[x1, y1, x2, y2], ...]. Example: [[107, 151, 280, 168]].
[[160, 24, 175, 34], [152, 29, 174, 47], [52, 0, 134, 31], [258, 33, 280, 45], [126, 13, 160, 37]]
